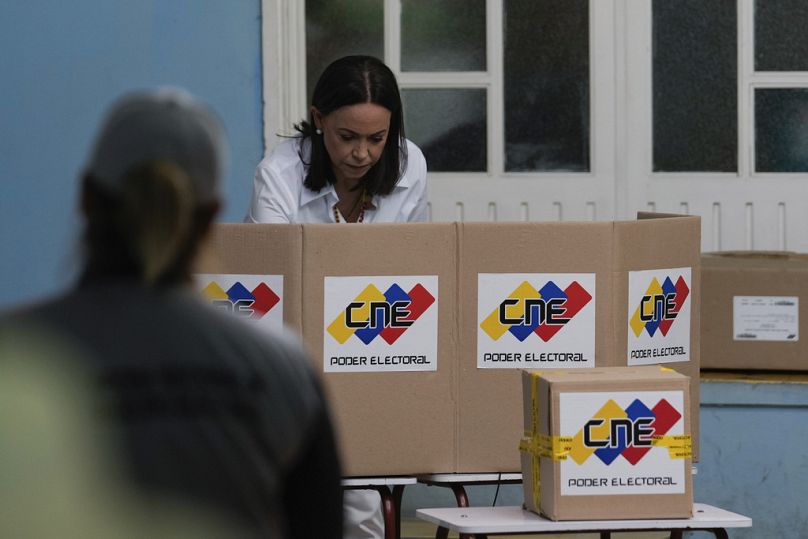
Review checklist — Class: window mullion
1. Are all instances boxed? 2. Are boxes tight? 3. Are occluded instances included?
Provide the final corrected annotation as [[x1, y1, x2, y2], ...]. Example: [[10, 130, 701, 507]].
[[591, 0, 616, 186], [740, 0, 752, 177], [488, 0, 504, 177], [614, 0, 629, 218], [385, 0, 401, 75]]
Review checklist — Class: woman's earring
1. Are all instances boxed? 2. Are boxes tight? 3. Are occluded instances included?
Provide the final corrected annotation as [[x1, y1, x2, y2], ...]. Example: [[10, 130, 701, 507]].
[[315, 128, 322, 135]]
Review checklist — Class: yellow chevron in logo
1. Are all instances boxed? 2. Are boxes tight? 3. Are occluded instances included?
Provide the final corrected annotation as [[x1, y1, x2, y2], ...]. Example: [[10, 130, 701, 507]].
[[327, 284, 386, 344], [630, 277, 663, 338], [480, 280, 541, 341]]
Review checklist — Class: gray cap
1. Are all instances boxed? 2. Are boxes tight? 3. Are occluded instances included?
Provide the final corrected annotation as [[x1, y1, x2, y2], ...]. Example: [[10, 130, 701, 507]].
[[85, 87, 226, 203]]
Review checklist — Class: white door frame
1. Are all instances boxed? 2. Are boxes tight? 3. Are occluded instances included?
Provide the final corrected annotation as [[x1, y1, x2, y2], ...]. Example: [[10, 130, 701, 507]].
[[258, 0, 808, 249], [623, 0, 808, 251], [261, 0, 617, 224]]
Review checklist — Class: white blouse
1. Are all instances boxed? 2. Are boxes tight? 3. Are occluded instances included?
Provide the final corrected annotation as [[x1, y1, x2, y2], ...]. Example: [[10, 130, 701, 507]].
[[245, 137, 428, 224]]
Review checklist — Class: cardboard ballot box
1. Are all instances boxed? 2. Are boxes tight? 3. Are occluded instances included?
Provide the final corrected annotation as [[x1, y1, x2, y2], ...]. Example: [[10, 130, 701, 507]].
[[195, 214, 700, 476], [701, 251, 808, 371], [459, 213, 700, 471], [520, 366, 693, 521]]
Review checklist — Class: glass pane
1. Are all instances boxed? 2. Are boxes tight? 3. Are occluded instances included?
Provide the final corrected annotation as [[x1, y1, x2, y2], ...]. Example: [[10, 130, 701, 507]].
[[401, 0, 486, 72], [305, 0, 383, 102], [653, 0, 737, 172], [504, 0, 589, 172], [402, 89, 487, 172], [755, 0, 808, 71], [755, 89, 808, 172]]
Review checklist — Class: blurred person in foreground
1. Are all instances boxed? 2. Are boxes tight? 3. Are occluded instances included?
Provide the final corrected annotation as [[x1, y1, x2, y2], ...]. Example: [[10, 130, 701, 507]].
[[0, 340, 246, 539], [1, 88, 342, 538]]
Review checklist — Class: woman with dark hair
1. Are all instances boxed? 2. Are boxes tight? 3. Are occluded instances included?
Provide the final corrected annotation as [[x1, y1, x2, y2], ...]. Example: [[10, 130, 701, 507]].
[[3, 89, 343, 539], [246, 55, 428, 224], [246, 56, 427, 539]]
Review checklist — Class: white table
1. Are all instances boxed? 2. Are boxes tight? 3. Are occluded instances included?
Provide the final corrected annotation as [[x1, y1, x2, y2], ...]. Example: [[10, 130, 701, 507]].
[[418, 473, 523, 483], [342, 476, 417, 539], [416, 503, 752, 539], [417, 473, 523, 539]]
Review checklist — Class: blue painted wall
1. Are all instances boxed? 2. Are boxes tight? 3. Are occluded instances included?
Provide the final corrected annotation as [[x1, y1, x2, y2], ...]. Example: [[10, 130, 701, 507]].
[[0, 0, 263, 308], [693, 379, 808, 538]]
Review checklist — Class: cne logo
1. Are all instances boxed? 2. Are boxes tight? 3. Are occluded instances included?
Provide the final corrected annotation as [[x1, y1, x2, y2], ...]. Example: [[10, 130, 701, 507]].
[[327, 283, 435, 345], [630, 276, 689, 338], [480, 280, 592, 342], [201, 281, 280, 320], [569, 398, 681, 466]]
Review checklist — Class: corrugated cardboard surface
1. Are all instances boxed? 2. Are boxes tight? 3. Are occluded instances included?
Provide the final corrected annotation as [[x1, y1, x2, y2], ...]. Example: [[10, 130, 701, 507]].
[[460, 215, 701, 471], [199, 216, 699, 476], [458, 222, 615, 472], [301, 223, 457, 476], [521, 367, 693, 521], [701, 251, 808, 371], [616, 214, 701, 460], [194, 223, 303, 331]]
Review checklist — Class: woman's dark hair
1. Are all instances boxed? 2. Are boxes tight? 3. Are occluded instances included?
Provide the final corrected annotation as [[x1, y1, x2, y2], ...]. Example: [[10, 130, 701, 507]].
[[295, 55, 407, 197]]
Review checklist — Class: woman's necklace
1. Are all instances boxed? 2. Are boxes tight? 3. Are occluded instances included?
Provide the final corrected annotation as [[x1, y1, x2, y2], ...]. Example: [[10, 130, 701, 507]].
[[334, 190, 367, 223]]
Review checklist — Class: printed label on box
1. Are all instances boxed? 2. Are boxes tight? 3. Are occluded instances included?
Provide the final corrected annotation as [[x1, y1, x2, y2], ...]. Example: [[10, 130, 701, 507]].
[[477, 273, 596, 369], [627, 267, 691, 365], [559, 390, 687, 496], [323, 276, 438, 373], [195, 274, 284, 332], [733, 296, 799, 342]]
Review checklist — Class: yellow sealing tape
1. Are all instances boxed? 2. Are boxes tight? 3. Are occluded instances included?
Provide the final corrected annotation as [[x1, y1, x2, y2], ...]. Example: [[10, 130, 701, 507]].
[[518, 372, 578, 509], [519, 435, 574, 460], [529, 372, 541, 508], [651, 434, 693, 459]]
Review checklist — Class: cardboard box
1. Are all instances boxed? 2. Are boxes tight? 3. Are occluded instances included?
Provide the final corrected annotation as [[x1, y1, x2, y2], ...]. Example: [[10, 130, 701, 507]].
[[520, 366, 693, 521], [459, 214, 700, 471], [701, 251, 808, 370]]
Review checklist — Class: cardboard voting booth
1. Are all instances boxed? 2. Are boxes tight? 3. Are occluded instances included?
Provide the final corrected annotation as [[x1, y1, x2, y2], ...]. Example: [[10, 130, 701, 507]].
[[299, 224, 456, 476], [457, 214, 700, 471], [197, 223, 456, 476], [194, 213, 700, 476]]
